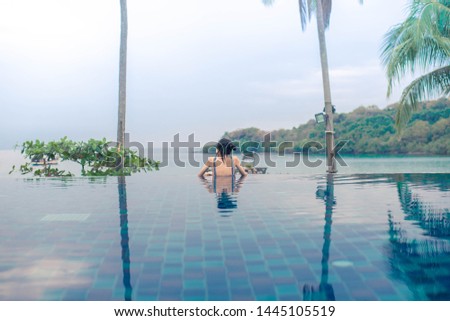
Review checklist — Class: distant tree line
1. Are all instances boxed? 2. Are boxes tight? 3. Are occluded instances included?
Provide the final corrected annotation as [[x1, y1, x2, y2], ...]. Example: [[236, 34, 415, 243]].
[[224, 99, 450, 155]]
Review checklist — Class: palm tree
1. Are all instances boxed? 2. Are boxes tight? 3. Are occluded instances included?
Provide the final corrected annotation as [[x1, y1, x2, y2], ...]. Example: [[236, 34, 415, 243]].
[[263, 0, 363, 173], [117, 0, 128, 162], [381, 0, 450, 130]]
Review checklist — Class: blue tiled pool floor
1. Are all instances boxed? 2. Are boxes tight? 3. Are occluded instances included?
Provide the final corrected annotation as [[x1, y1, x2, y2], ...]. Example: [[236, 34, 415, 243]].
[[0, 173, 449, 300]]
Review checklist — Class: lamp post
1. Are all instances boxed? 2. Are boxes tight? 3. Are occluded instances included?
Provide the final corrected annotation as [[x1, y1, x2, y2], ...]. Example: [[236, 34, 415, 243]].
[[315, 112, 326, 124]]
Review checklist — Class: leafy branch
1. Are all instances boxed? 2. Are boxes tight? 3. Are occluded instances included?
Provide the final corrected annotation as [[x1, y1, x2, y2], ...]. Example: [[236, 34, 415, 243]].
[[10, 137, 159, 177]]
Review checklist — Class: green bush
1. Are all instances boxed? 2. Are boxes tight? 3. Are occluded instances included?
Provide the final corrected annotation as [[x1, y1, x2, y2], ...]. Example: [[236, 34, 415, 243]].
[[10, 137, 159, 177]]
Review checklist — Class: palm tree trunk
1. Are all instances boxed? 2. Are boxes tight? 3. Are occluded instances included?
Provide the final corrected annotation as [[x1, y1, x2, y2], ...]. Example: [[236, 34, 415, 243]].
[[117, 0, 128, 156], [118, 175, 132, 300], [315, 0, 336, 173]]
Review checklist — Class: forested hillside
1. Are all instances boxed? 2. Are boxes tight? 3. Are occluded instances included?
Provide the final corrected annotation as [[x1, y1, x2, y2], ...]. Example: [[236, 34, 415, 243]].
[[224, 99, 450, 155]]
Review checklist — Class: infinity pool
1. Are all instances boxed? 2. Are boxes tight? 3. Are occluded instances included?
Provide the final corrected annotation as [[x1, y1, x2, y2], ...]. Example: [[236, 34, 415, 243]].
[[0, 172, 449, 300]]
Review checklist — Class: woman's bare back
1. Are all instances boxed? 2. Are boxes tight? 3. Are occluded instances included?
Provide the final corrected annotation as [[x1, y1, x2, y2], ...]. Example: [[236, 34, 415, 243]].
[[209, 156, 237, 176]]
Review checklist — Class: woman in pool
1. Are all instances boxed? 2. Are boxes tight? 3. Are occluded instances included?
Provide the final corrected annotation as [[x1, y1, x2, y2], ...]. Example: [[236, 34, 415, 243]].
[[198, 138, 248, 178], [198, 138, 247, 215]]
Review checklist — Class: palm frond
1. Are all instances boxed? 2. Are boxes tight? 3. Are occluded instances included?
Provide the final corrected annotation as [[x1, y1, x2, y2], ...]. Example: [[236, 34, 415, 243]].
[[307, 0, 314, 22], [264, 0, 363, 31], [321, 0, 332, 29], [261, 0, 275, 6], [395, 65, 450, 129], [381, 0, 450, 96], [299, 0, 308, 31]]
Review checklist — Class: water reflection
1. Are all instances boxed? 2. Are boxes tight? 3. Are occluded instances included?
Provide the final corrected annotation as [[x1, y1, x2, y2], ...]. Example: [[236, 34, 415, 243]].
[[303, 174, 336, 301], [199, 176, 246, 216], [396, 175, 450, 238], [387, 174, 450, 300], [118, 176, 133, 301]]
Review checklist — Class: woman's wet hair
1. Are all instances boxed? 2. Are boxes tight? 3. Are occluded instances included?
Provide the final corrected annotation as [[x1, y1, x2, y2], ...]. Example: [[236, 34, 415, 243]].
[[216, 138, 236, 160]]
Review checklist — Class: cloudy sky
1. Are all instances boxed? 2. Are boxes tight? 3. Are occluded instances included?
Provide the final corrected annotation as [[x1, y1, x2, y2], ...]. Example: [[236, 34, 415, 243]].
[[0, 0, 411, 149]]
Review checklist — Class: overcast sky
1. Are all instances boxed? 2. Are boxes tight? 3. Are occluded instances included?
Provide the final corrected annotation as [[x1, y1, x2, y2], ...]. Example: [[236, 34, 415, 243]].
[[0, 0, 411, 149]]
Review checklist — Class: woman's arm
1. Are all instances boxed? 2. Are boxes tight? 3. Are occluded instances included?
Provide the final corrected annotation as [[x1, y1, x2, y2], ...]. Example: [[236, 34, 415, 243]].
[[198, 157, 213, 177], [233, 175, 247, 192], [233, 156, 248, 177]]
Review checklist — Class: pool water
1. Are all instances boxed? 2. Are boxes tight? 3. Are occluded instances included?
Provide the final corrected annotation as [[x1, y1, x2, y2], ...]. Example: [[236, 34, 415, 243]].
[[0, 172, 449, 301]]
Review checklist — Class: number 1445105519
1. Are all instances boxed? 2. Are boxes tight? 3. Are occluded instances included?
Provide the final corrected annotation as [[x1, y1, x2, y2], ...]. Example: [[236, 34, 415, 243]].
[[256, 305, 335, 317]]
